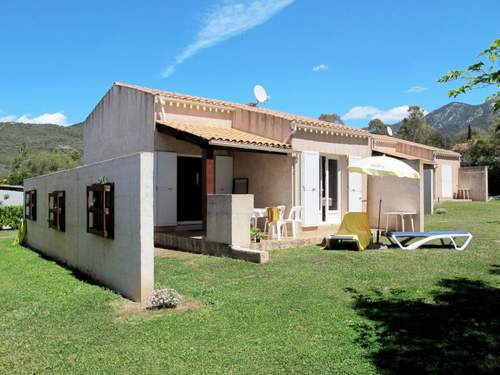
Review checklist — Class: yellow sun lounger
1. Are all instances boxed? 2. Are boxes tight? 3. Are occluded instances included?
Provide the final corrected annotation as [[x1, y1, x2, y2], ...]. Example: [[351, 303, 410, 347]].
[[324, 212, 373, 251]]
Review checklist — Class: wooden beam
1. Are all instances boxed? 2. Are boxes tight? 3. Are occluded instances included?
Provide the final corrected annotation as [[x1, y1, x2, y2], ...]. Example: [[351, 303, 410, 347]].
[[201, 147, 215, 231]]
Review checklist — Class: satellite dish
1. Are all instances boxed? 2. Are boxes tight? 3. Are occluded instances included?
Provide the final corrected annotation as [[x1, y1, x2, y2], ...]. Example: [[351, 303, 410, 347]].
[[386, 126, 393, 136], [253, 84, 269, 104]]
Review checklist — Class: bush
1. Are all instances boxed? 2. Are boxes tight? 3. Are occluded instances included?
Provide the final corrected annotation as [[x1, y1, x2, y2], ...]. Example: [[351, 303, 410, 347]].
[[148, 288, 181, 309], [0, 205, 23, 230], [434, 207, 448, 215]]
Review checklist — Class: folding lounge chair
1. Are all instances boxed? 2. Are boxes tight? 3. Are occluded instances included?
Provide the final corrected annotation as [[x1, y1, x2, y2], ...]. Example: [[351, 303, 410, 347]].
[[324, 212, 373, 251], [386, 230, 473, 251]]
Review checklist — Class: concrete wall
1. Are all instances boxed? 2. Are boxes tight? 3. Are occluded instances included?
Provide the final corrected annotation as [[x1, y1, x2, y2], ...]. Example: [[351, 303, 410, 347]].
[[84, 85, 155, 164], [24, 153, 154, 302], [434, 156, 460, 201], [367, 160, 424, 231], [0, 189, 23, 206], [233, 151, 293, 209], [458, 166, 489, 201], [206, 194, 254, 247]]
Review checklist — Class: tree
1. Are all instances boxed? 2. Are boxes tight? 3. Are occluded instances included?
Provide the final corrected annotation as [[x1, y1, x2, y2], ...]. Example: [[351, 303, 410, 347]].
[[4, 144, 81, 185], [367, 118, 389, 135], [318, 113, 344, 125], [396, 106, 431, 143], [438, 38, 500, 111], [467, 124, 472, 140], [4, 143, 30, 185]]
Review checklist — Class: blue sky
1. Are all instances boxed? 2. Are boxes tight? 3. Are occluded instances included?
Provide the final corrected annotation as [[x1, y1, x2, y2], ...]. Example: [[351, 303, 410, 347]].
[[0, 0, 498, 127]]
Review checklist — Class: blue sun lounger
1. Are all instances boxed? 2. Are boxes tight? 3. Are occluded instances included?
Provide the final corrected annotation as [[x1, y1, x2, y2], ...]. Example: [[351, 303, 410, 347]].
[[386, 230, 473, 251]]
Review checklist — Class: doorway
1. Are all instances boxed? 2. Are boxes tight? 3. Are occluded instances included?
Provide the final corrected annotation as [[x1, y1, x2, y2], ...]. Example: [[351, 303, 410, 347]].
[[177, 156, 202, 223], [320, 155, 341, 223]]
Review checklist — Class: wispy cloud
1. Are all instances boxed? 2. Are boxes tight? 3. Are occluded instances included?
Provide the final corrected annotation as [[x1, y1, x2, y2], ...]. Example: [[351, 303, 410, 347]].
[[342, 106, 381, 121], [0, 112, 67, 125], [161, 0, 295, 78], [343, 105, 428, 123], [406, 85, 428, 93], [312, 63, 328, 72]]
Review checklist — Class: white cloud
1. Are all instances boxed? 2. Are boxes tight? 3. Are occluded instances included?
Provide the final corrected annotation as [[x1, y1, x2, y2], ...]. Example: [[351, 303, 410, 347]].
[[0, 115, 17, 122], [406, 85, 428, 93], [371, 105, 411, 122], [342, 106, 381, 120], [343, 105, 428, 123], [0, 112, 67, 125], [161, 0, 295, 78], [312, 63, 328, 72]]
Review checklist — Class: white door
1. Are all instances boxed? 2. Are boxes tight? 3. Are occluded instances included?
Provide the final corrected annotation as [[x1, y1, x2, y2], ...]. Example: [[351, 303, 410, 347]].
[[348, 156, 363, 212], [301, 151, 320, 227], [441, 165, 453, 198], [215, 156, 233, 194], [154, 152, 177, 226]]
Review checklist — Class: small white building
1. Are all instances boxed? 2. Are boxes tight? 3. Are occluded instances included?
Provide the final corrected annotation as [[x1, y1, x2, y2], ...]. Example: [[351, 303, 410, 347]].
[[0, 185, 23, 206]]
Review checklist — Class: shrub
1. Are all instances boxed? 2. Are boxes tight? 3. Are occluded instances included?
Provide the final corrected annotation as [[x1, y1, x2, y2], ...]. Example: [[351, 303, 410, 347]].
[[434, 207, 448, 215], [148, 288, 181, 309], [0, 205, 23, 229]]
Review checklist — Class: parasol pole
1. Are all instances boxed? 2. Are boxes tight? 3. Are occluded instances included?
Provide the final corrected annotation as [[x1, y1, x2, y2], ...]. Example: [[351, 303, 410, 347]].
[[376, 198, 382, 244]]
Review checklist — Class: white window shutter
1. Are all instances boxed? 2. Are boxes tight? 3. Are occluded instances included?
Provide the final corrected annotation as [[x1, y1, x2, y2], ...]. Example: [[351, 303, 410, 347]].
[[301, 151, 320, 226], [348, 155, 363, 212]]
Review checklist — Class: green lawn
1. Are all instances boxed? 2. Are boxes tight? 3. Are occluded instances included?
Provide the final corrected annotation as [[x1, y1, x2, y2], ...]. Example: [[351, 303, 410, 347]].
[[1, 202, 499, 374]]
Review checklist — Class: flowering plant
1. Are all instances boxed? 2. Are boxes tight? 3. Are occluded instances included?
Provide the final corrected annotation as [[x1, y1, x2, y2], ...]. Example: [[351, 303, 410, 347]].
[[148, 288, 181, 309]]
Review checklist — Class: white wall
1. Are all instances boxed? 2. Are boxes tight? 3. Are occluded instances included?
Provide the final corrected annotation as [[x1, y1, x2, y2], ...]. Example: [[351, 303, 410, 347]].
[[24, 153, 154, 302], [84, 85, 156, 164], [367, 160, 424, 232], [0, 189, 23, 206]]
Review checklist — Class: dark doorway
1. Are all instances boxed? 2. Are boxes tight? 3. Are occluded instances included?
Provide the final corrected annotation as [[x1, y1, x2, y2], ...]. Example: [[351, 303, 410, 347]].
[[177, 156, 202, 222]]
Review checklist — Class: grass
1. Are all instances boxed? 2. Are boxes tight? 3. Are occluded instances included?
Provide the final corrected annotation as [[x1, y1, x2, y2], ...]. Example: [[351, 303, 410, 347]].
[[1, 201, 499, 374]]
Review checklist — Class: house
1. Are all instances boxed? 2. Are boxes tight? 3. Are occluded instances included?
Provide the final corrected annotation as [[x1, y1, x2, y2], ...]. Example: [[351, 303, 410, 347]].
[[0, 185, 23, 206], [22, 82, 486, 302]]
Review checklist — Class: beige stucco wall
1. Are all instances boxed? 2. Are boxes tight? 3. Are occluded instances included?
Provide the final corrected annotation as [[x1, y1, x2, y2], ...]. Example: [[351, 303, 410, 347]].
[[292, 132, 371, 218], [233, 151, 293, 209], [367, 159, 424, 231], [24, 153, 154, 302], [155, 132, 203, 156], [458, 166, 489, 201], [84, 85, 155, 164], [434, 156, 460, 200]]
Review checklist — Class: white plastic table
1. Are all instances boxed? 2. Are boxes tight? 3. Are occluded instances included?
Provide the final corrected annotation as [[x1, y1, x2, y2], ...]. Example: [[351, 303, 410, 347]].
[[385, 211, 416, 232]]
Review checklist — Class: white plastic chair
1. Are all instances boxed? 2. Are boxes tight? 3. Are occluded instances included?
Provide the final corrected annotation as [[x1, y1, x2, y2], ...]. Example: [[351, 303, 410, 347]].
[[277, 206, 302, 239], [269, 205, 286, 240]]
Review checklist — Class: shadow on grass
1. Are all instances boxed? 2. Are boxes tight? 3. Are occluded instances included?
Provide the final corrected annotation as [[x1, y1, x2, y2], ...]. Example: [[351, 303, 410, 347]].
[[346, 277, 500, 374]]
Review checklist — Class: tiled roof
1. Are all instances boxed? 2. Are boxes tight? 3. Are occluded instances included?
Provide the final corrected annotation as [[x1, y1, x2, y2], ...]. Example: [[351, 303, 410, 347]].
[[372, 134, 460, 158], [115, 82, 368, 137], [156, 119, 291, 151], [372, 146, 434, 164]]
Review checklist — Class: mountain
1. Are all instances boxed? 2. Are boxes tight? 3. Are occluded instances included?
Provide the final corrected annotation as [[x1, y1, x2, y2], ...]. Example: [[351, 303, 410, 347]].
[[424, 101, 496, 135], [0, 122, 83, 179]]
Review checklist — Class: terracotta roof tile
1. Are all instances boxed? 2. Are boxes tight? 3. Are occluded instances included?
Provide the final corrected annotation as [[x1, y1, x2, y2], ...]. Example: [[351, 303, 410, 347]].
[[156, 119, 291, 151]]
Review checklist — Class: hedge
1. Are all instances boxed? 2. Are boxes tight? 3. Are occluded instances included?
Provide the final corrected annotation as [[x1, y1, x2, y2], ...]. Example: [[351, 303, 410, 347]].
[[0, 205, 23, 230]]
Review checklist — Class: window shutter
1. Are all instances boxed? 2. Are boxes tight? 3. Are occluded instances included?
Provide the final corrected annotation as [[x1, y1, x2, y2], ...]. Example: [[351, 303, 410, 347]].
[[301, 151, 320, 227]]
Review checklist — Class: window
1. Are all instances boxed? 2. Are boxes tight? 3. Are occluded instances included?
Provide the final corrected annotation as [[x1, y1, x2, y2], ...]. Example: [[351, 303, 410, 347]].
[[48, 191, 65, 231], [87, 183, 114, 239], [25, 190, 37, 221]]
